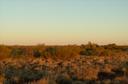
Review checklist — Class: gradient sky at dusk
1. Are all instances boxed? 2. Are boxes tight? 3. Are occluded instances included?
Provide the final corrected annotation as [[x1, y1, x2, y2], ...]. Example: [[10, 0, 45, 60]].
[[0, 0, 128, 45]]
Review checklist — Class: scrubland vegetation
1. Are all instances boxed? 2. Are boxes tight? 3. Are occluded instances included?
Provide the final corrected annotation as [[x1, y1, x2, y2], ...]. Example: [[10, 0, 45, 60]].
[[0, 42, 128, 84]]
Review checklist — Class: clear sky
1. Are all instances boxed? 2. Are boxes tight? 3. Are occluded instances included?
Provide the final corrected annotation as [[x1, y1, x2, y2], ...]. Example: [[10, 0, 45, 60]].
[[0, 0, 128, 45]]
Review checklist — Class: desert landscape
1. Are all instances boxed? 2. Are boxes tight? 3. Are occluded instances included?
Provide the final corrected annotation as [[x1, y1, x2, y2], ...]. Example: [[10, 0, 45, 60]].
[[1, 0, 128, 84], [0, 43, 128, 84]]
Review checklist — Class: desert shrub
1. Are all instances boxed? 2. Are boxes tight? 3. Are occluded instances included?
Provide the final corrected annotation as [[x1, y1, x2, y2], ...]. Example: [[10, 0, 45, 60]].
[[33, 49, 41, 57], [97, 71, 116, 81], [42, 47, 57, 57], [105, 43, 117, 49], [80, 42, 100, 56], [18, 68, 47, 83], [80, 48, 97, 56], [121, 61, 128, 74], [2, 66, 20, 84], [111, 68, 125, 77], [3, 66, 17, 79], [10, 47, 26, 57], [46, 47, 57, 55], [41, 46, 81, 59], [80, 42, 115, 56], [56, 75, 72, 84], [3, 79, 16, 84], [121, 47, 128, 52], [123, 62, 128, 68], [2, 65, 47, 84]]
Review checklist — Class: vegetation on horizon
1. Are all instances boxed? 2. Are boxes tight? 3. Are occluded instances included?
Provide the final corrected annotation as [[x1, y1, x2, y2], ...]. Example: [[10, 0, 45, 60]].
[[0, 42, 128, 60]]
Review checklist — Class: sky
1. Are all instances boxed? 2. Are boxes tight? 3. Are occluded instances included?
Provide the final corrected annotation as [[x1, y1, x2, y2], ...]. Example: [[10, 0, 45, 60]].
[[0, 0, 128, 45]]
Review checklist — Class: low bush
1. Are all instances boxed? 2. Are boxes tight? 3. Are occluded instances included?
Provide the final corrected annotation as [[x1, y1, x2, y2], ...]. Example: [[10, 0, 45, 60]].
[[10, 48, 26, 57], [2, 65, 47, 84], [56, 75, 72, 84], [33, 49, 41, 57]]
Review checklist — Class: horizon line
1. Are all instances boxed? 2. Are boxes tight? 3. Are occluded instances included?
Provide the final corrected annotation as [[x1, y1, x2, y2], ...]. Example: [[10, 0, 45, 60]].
[[0, 42, 128, 46]]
